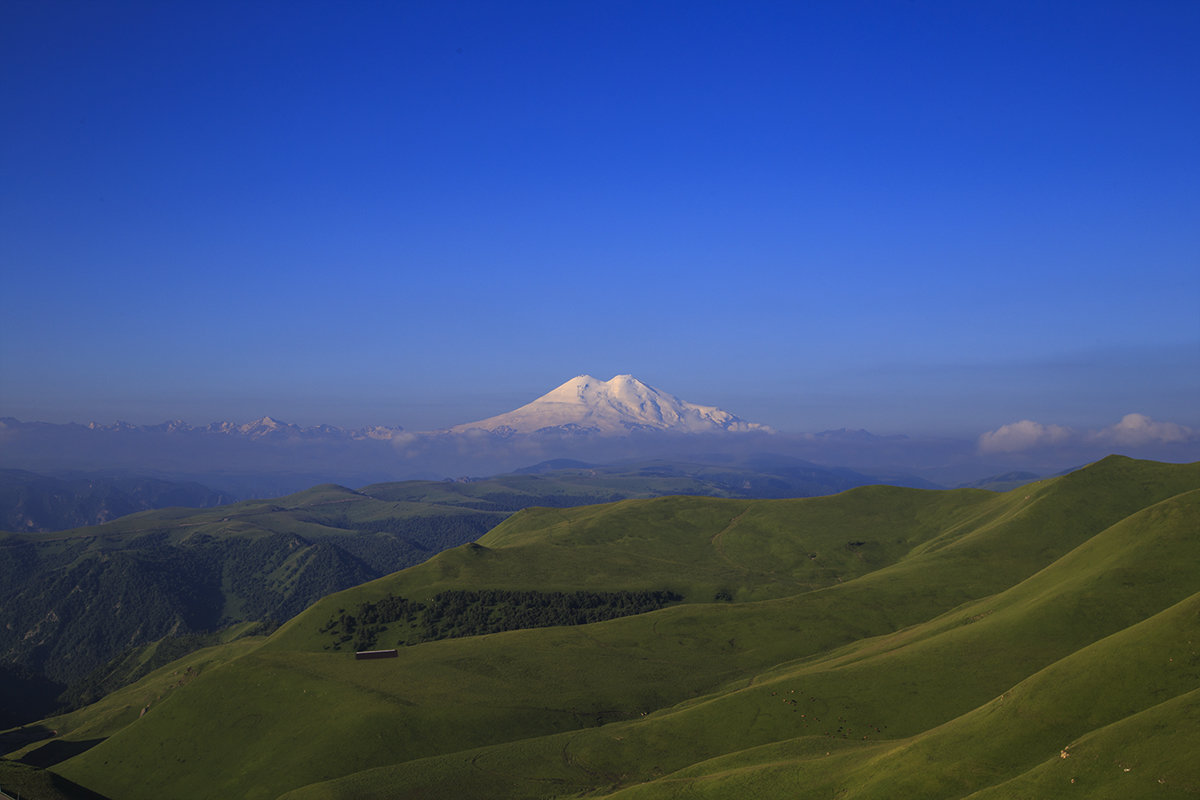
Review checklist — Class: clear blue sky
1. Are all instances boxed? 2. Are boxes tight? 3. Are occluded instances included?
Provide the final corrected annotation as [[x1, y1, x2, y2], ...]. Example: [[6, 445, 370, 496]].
[[3, 1, 1197, 435]]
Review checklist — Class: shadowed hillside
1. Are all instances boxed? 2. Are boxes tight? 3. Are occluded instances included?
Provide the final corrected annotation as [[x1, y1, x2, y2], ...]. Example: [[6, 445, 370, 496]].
[[0, 469, 231, 533]]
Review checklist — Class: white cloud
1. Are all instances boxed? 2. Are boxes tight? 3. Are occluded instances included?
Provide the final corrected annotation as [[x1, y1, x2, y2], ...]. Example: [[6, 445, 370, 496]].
[[387, 431, 421, 448], [979, 413, 1197, 454], [978, 419, 1074, 453], [1089, 413, 1195, 446]]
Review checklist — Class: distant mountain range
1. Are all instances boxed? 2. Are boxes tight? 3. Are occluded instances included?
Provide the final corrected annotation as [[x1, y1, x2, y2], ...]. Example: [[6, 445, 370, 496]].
[[2, 374, 769, 441], [3, 376, 1195, 490], [10, 415, 407, 441], [0, 376, 789, 494]]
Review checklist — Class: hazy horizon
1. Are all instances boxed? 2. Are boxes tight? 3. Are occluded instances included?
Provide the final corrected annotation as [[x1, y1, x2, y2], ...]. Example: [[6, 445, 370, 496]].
[[2, 360, 1197, 445]]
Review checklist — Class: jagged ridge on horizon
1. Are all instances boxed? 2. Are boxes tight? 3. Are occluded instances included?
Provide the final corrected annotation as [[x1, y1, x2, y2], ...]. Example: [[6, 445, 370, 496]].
[[449, 374, 773, 435], [0, 375, 771, 440], [0, 415, 406, 441]]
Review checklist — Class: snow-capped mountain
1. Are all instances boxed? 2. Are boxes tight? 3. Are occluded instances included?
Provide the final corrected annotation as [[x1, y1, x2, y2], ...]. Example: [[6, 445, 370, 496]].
[[450, 374, 772, 435]]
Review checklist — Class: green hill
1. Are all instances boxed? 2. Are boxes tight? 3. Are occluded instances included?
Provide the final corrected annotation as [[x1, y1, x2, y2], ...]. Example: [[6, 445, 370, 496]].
[[1, 460, 879, 716], [9, 456, 1196, 799]]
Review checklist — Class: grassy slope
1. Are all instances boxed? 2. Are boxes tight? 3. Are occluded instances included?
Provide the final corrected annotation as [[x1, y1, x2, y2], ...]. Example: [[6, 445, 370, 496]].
[[7, 467, 768, 688], [4, 633, 267, 764], [45, 457, 1200, 800], [282, 586, 1200, 800], [274, 485, 1200, 800], [0, 759, 109, 800], [589, 490, 1200, 799]]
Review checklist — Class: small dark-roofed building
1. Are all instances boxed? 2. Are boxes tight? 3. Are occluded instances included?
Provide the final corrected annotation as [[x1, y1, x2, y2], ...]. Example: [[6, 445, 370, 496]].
[[355, 649, 398, 660]]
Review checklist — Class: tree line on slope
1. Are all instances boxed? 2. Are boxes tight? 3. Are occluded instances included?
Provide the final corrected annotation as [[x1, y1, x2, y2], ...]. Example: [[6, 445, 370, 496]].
[[320, 589, 684, 651]]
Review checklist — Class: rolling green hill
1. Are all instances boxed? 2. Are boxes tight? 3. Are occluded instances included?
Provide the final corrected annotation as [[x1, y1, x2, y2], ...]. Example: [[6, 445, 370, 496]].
[[8, 456, 1196, 799], [1, 460, 879, 714]]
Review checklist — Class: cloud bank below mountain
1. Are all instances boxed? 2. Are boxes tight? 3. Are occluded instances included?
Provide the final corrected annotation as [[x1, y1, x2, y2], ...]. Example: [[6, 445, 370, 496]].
[[979, 413, 1197, 454]]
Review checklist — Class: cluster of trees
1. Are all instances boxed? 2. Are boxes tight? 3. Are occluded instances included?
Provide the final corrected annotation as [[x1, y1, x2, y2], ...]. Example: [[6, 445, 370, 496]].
[[321, 589, 684, 651]]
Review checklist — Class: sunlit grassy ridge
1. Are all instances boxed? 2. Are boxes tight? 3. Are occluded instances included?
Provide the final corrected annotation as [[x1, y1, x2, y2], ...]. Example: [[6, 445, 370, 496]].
[[38, 456, 1200, 799], [2, 460, 868, 691], [271, 485, 1200, 800]]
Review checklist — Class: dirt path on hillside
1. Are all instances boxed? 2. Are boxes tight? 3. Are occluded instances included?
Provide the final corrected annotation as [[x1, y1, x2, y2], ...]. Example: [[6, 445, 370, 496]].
[[709, 506, 752, 574]]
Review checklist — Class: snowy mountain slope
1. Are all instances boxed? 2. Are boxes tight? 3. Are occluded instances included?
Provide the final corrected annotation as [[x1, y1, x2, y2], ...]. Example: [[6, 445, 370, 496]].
[[449, 374, 772, 435]]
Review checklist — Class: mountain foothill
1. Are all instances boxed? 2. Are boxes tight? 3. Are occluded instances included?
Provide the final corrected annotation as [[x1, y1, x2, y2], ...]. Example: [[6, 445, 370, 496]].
[[0, 455, 1194, 798]]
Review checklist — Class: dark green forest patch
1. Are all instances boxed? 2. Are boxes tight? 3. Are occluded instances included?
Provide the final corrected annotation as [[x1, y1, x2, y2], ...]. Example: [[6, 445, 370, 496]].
[[320, 589, 683, 651]]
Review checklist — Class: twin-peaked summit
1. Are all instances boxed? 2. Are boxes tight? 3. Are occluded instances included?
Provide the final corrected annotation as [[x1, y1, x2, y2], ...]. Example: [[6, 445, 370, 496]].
[[450, 374, 772, 435]]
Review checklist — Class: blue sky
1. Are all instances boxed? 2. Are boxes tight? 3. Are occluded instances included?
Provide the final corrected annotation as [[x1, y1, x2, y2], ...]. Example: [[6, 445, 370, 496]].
[[3, 1, 1197, 435]]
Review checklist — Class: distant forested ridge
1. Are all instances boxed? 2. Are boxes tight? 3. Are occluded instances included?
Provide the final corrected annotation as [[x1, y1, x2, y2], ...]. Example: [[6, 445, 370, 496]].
[[0, 469, 231, 532]]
